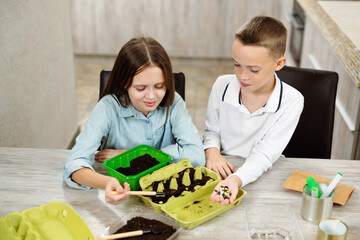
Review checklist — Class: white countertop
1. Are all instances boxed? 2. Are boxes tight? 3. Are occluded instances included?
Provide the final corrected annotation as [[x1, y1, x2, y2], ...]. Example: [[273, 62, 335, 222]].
[[318, 1, 360, 50], [298, 0, 360, 87]]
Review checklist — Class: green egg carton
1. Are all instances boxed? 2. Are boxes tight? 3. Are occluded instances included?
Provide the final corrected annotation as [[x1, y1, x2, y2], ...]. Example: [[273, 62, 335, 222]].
[[162, 186, 247, 229], [0, 201, 96, 240], [103, 145, 171, 190], [139, 158, 221, 213]]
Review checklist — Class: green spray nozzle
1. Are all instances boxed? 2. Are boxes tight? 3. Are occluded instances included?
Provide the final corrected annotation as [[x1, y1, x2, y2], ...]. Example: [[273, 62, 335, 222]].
[[306, 176, 320, 198]]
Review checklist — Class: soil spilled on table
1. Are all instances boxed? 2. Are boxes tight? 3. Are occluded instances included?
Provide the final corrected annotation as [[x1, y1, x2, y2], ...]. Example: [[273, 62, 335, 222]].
[[113, 216, 176, 240], [116, 154, 159, 176]]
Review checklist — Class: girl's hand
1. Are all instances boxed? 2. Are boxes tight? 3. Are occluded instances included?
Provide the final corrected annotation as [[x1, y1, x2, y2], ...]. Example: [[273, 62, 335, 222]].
[[105, 178, 130, 205], [95, 149, 127, 163], [210, 175, 241, 205], [205, 148, 234, 179]]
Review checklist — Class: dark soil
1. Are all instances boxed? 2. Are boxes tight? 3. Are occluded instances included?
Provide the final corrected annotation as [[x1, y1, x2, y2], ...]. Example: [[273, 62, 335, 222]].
[[148, 167, 213, 204], [116, 154, 159, 176], [113, 216, 176, 240]]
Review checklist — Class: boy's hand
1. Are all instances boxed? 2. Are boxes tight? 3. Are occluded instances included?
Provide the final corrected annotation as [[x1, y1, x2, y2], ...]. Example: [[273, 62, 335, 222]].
[[105, 178, 130, 204], [95, 149, 127, 162], [210, 175, 241, 205], [205, 148, 234, 179]]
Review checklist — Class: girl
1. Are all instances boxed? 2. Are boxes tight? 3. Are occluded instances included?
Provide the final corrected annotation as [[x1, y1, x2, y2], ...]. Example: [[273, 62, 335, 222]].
[[63, 37, 205, 204]]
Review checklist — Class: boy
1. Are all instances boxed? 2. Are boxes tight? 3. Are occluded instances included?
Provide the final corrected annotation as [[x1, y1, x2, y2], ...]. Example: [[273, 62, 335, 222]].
[[204, 16, 304, 204]]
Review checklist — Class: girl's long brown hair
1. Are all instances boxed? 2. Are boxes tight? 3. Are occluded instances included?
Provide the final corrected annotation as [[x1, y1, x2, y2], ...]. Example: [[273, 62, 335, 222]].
[[100, 37, 175, 117]]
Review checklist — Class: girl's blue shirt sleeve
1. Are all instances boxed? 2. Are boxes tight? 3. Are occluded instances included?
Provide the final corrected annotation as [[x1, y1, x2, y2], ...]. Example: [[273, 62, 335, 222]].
[[63, 93, 205, 190]]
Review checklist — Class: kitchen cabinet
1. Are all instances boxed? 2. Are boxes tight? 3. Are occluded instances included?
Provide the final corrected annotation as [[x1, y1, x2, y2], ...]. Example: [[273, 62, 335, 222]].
[[300, 10, 360, 160], [69, 0, 292, 58]]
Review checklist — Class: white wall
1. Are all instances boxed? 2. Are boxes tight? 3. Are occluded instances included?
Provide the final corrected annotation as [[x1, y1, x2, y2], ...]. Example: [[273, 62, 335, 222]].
[[0, 0, 79, 148]]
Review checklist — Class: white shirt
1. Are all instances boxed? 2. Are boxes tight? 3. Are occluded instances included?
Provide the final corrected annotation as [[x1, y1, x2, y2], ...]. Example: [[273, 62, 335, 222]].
[[203, 73, 304, 187]]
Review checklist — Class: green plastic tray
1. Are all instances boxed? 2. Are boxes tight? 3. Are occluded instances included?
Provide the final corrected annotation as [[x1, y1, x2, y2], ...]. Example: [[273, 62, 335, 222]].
[[103, 145, 171, 190], [139, 158, 221, 213], [161, 185, 247, 229], [0, 201, 96, 240]]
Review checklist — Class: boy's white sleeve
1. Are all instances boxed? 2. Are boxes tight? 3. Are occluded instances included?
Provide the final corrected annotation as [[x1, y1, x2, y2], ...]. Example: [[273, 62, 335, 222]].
[[231, 95, 304, 187], [203, 78, 223, 150]]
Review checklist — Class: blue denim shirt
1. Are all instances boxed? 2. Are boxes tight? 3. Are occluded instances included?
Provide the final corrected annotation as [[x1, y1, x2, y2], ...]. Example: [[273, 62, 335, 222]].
[[63, 93, 205, 189]]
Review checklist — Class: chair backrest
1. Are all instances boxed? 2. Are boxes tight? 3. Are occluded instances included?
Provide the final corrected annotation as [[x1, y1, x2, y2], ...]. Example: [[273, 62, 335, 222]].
[[99, 70, 186, 101], [277, 65, 338, 159]]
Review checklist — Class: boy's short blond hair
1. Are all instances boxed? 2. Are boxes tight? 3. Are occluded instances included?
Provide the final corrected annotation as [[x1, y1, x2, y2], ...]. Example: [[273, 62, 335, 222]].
[[235, 16, 287, 59]]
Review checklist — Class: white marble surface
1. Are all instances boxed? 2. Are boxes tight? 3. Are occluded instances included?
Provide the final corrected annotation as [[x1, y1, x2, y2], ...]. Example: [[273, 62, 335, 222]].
[[318, 1, 360, 50], [0, 147, 359, 239], [298, 0, 360, 87]]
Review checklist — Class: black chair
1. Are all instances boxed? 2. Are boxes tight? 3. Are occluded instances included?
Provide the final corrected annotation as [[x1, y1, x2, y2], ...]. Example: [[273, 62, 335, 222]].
[[99, 70, 186, 101], [277, 65, 338, 159]]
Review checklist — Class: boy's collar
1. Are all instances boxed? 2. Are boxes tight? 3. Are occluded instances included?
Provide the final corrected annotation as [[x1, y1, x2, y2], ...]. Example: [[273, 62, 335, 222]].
[[262, 73, 283, 113], [222, 76, 241, 106], [222, 74, 283, 113]]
